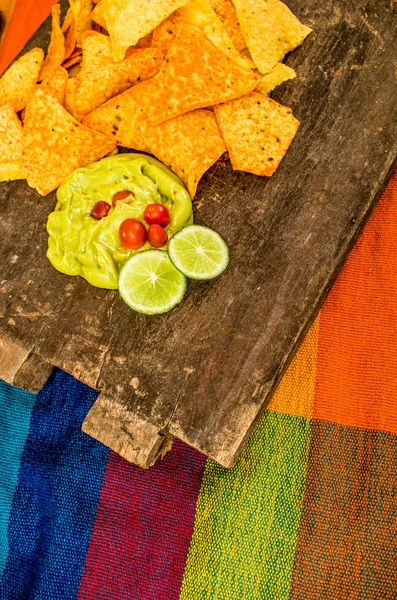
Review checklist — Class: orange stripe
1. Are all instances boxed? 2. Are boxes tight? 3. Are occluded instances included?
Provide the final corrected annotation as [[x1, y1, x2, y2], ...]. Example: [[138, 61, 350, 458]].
[[268, 315, 319, 419], [0, 0, 57, 74], [314, 171, 397, 433]]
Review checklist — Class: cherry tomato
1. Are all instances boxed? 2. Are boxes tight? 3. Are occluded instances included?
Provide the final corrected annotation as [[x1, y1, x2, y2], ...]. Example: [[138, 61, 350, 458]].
[[119, 218, 147, 250], [112, 190, 134, 205], [147, 224, 168, 248], [91, 201, 110, 220], [144, 204, 170, 228]]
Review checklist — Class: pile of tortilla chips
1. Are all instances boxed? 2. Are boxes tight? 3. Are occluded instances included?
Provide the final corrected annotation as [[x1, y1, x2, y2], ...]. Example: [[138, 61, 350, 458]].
[[0, 0, 311, 196]]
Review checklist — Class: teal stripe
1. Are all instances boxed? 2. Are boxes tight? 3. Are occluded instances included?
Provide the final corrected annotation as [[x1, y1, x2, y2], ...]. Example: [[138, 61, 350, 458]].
[[0, 379, 36, 576]]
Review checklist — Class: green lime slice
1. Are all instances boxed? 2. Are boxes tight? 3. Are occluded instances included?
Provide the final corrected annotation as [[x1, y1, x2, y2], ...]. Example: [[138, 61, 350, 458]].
[[168, 225, 229, 280], [119, 250, 187, 314]]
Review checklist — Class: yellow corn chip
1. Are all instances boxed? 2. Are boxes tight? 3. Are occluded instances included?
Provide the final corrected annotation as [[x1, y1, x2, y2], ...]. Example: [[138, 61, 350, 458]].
[[0, 48, 44, 112], [61, 8, 74, 33], [214, 92, 299, 176], [99, 0, 190, 62], [22, 87, 116, 195], [145, 109, 226, 197], [148, 23, 259, 125], [0, 104, 24, 182], [40, 66, 69, 105], [83, 85, 225, 197], [80, 31, 113, 71], [134, 32, 153, 49], [231, 0, 312, 74], [91, 0, 107, 29], [209, 0, 246, 52], [40, 4, 65, 81], [62, 48, 83, 70], [151, 0, 253, 70], [74, 47, 163, 115], [82, 78, 153, 151], [63, 14, 77, 60], [70, 0, 93, 46], [64, 77, 83, 120], [256, 63, 296, 95], [151, 15, 180, 56]]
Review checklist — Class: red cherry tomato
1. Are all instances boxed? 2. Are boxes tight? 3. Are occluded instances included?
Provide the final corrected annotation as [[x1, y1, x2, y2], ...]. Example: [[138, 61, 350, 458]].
[[147, 224, 168, 248], [119, 218, 147, 250], [112, 190, 134, 205], [144, 204, 170, 228], [91, 201, 110, 220]]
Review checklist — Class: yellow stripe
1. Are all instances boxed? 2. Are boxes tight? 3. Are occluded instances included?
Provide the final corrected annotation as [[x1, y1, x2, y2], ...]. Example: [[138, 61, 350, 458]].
[[268, 315, 320, 419], [180, 412, 312, 599]]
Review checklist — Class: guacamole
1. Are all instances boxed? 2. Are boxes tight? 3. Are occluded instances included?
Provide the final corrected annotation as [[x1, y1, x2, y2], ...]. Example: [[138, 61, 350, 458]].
[[47, 154, 193, 289]]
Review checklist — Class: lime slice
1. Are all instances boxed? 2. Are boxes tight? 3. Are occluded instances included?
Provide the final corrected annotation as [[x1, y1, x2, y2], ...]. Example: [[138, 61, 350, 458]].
[[168, 225, 229, 280], [119, 250, 187, 314]]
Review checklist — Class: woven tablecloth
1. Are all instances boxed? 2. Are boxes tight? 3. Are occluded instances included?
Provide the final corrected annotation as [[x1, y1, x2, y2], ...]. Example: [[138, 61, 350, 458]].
[[1, 3, 396, 598]]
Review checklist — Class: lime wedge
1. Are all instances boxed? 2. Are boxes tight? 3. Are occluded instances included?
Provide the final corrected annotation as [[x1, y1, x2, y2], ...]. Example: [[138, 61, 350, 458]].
[[168, 225, 229, 280], [119, 250, 187, 314]]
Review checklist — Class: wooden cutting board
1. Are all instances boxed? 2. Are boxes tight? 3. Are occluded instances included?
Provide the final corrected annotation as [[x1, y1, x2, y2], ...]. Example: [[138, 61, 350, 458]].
[[1, 0, 396, 468]]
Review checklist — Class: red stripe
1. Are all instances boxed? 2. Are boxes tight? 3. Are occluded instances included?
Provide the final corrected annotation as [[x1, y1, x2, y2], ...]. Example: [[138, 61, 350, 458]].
[[77, 442, 206, 600]]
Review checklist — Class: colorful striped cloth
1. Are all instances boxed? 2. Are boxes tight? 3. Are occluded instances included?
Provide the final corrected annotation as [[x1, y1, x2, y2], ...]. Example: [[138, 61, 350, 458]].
[[1, 4, 397, 598]]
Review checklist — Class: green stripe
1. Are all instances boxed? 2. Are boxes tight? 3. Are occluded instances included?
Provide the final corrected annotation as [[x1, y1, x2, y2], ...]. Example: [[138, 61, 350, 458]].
[[180, 412, 311, 600]]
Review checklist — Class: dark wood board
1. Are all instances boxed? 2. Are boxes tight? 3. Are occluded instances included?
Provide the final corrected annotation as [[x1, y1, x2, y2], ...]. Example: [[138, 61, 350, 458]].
[[1, 0, 396, 468]]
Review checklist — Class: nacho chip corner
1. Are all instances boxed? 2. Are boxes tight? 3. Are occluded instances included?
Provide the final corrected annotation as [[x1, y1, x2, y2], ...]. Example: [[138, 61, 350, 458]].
[[0, 48, 44, 112], [145, 109, 227, 197], [256, 63, 296, 95]]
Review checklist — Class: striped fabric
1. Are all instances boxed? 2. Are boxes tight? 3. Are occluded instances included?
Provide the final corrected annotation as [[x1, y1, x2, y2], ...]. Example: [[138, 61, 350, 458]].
[[1, 4, 397, 598]]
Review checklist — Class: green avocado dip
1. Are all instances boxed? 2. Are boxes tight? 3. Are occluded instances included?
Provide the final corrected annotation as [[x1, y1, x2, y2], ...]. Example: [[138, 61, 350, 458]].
[[47, 154, 193, 289]]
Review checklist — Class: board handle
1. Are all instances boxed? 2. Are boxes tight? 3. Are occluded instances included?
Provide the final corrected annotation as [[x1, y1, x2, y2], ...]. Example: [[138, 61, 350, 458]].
[[0, 334, 54, 393], [82, 393, 174, 468]]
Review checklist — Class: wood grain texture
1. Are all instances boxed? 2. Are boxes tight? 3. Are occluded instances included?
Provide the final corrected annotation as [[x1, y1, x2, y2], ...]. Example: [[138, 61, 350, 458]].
[[82, 393, 174, 468], [0, 0, 396, 467]]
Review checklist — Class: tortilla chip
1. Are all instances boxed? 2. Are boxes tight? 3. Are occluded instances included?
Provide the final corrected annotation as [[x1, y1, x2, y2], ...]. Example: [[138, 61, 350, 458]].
[[151, 0, 253, 70], [0, 48, 44, 112], [80, 31, 113, 70], [64, 77, 82, 120], [83, 85, 225, 197], [148, 23, 259, 125], [74, 47, 163, 115], [209, 0, 246, 52], [180, 0, 254, 69], [145, 109, 226, 197], [62, 47, 83, 70], [39, 4, 65, 81], [134, 32, 153, 49], [0, 104, 24, 182], [22, 87, 116, 195], [40, 66, 69, 104], [61, 8, 74, 32], [214, 92, 299, 176], [256, 63, 296, 95], [70, 0, 93, 46], [151, 15, 180, 55], [63, 15, 77, 60], [99, 0, 190, 62], [91, 0, 107, 29], [231, 0, 312, 74], [82, 78, 153, 151]]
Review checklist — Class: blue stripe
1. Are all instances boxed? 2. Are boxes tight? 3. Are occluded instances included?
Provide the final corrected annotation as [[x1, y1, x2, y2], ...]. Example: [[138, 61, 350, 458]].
[[0, 369, 109, 600], [0, 380, 36, 578]]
